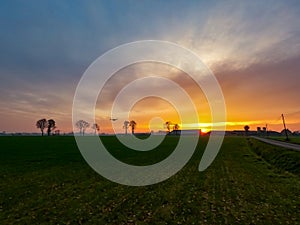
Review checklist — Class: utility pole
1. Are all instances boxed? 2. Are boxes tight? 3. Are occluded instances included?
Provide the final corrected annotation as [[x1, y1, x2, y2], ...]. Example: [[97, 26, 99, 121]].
[[281, 114, 289, 141]]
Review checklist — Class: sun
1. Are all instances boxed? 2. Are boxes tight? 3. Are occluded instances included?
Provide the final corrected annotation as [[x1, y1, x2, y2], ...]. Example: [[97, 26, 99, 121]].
[[200, 128, 210, 134]]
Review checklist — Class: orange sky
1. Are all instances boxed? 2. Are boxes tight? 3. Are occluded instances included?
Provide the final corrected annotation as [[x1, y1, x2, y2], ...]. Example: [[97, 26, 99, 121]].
[[0, 1, 300, 134], [1, 58, 299, 134]]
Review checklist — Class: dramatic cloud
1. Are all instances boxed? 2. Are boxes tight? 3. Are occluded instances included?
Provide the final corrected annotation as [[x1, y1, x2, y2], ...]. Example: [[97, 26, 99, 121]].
[[0, 0, 299, 132], [172, 1, 300, 70]]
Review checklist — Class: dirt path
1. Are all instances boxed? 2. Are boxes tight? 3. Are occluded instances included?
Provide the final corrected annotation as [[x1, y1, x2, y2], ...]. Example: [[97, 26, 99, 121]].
[[251, 136, 300, 151]]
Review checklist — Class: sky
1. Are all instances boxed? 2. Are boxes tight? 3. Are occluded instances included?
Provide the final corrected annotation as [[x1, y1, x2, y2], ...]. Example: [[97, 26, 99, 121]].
[[1, 0, 300, 134]]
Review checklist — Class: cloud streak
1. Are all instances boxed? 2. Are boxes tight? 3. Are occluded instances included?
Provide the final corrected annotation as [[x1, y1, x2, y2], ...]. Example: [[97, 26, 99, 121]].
[[171, 0, 300, 70], [0, 0, 300, 132]]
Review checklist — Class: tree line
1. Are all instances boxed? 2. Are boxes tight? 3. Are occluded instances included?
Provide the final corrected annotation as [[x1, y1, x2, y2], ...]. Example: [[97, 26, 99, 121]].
[[75, 120, 137, 136], [36, 118, 180, 136]]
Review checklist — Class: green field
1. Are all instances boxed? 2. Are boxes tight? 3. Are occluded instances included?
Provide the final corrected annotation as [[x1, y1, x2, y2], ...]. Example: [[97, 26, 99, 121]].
[[269, 136, 300, 144], [1, 136, 299, 224]]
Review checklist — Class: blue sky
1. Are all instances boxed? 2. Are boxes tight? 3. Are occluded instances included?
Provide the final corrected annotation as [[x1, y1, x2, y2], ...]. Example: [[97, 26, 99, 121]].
[[1, 0, 300, 133]]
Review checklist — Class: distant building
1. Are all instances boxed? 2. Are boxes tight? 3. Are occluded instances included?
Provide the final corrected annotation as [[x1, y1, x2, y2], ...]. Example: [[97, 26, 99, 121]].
[[266, 130, 281, 136], [280, 129, 292, 136], [230, 130, 257, 136], [293, 131, 300, 136], [168, 129, 201, 136]]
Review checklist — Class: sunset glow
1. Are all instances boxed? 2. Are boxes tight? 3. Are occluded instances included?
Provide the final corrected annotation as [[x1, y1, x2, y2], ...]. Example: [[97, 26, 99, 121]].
[[0, 1, 300, 134]]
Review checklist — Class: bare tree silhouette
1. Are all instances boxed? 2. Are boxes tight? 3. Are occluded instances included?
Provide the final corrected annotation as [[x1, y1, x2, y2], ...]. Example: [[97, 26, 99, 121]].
[[76, 120, 90, 136], [165, 121, 173, 134], [36, 118, 47, 136], [244, 125, 250, 136], [129, 120, 136, 135], [47, 119, 56, 136], [123, 121, 130, 134], [92, 123, 100, 135], [174, 123, 179, 135]]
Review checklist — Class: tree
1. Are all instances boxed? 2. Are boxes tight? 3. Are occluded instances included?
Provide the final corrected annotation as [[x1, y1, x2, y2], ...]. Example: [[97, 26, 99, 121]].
[[36, 118, 47, 136], [165, 121, 172, 134], [257, 127, 261, 135], [123, 121, 130, 135], [92, 123, 100, 135], [244, 125, 250, 135], [47, 119, 56, 136], [129, 120, 137, 135], [174, 124, 179, 135], [76, 120, 90, 136]]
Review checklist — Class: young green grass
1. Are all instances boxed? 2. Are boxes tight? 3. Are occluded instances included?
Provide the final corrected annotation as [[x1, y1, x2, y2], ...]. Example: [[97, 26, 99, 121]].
[[247, 138, 300, 176], [0, 136, 299, 224], [268, 136, 300, 144]]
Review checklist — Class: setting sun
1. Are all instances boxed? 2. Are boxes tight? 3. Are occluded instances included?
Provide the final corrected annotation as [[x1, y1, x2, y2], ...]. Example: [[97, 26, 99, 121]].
[[1, 1, 300, 224]]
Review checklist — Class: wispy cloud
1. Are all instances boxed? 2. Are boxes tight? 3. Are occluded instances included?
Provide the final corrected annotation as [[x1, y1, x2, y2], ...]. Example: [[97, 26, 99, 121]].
[[171, 1, 300, 70], [1, 0, 300, 132]]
